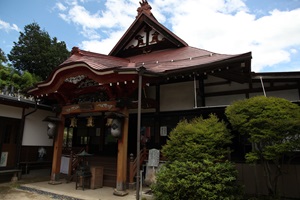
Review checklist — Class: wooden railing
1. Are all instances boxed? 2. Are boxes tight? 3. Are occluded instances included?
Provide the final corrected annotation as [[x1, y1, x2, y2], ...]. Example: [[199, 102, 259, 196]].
[[129, 147, 148, 185], [62, 147, 87, 180]]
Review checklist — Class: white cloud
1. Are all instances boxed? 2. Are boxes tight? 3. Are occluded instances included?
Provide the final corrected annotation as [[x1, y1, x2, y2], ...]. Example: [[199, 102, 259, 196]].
[[0, 19, 20, 32], [57, 0, 136, 37], [80, 30, 124, 54], [56, 2, 67, 11], [57, 0, 300, 72], [80, 27, 101, 39], [150, 0, 300, 72], [290, 49, 297, 54]]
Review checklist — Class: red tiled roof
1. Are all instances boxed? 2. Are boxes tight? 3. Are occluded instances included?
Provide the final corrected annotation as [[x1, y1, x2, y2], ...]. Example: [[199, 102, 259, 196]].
[[59, 46, 250, 74], [60, 49, 130, 70], [27, 1, 252, 99], [127, 46, 249, 73]]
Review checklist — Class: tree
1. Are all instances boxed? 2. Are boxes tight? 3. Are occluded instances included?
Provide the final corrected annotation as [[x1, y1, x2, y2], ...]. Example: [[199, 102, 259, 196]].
[[8, 22, 69, 80], [152, 115, 243, 200], [0, 48, 8, 65], [225, 96, 300, 198], [0, 48, 40, 93]]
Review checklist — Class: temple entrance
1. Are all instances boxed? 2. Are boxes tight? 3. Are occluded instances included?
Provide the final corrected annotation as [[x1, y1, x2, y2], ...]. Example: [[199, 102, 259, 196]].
[[64, 115, 118, 156]]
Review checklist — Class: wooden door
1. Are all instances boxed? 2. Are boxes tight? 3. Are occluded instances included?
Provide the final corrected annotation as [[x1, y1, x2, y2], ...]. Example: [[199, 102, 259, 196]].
[[0, 117, 20, 168]]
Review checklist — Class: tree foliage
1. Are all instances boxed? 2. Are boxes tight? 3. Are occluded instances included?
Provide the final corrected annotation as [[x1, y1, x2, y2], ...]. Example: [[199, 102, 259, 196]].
[[162, 115, 232, 162], [8, 22, 69, 80], [152, 115, 243, 200], [0, 48, 8, 65], [225, 96, 300, 198], [0, 48, 40, 93]]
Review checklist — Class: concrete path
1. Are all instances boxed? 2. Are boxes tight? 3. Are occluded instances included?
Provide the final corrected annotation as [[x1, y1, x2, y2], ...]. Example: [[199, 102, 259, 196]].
[[0, 169, 152, 200]]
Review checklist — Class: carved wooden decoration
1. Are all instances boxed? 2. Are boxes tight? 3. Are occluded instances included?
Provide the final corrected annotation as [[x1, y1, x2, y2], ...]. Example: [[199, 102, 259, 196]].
[[125, 25, 165, 54]]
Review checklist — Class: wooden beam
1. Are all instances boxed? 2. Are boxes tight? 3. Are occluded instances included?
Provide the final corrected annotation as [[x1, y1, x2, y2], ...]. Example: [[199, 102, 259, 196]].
[[205, 83, 299, 97]]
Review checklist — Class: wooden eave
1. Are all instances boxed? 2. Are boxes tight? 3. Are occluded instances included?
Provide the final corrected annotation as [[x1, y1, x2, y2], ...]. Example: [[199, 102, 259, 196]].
[[109, 11, 188, 57], [0, 94, 51, 110], [251, 71, 300, 82], [27, 49, 130, 96]]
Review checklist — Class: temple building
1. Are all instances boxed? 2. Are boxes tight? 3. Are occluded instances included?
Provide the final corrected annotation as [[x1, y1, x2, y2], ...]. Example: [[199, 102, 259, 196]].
[[7, 0, 298, 196]]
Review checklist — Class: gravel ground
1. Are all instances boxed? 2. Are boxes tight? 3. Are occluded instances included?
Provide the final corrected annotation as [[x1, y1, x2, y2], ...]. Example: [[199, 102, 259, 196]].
[[0, 168, 67, 200], [0, 186, 54, 200]]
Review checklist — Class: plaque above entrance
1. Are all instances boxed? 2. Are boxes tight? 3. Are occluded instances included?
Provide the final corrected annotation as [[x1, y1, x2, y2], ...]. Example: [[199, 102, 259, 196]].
[[62, 101, 118, 115]]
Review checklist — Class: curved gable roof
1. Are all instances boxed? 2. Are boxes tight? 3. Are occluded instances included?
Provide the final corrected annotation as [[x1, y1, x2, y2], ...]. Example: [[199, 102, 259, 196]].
[[109, 10, 188, 57]]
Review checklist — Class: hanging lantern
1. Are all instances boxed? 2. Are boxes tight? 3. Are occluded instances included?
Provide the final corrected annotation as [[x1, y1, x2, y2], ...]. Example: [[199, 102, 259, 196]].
[[47, 122, 57, 139], [43, 116, 61, 139], [87, 116, 94, 127], [110, 118, 123, 138], [70, 117, 77, 127], [105, 112, 125, 139]]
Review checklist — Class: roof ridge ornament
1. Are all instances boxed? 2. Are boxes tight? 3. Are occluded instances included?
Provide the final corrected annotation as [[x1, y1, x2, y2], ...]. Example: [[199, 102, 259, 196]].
[[71, 46, 82, 55], [137, 0, 152, 17]]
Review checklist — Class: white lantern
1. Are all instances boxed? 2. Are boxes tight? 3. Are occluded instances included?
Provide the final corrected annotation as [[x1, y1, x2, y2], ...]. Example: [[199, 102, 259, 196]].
[[111, 118, 123, 138]]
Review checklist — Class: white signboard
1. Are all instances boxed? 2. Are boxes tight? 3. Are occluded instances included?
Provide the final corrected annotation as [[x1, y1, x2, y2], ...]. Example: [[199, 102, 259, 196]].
[[148, 149, 160, 167], [160, 126, 167, 136], [0, 152, 8, 167]]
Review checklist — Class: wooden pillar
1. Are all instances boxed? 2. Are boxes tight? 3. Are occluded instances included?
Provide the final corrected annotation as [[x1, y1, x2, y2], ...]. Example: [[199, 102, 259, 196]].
[[155, 84, 160, 144], [114, 108, 129, 196], [50, 114, 65, 183], [198, 77, 205, 107]]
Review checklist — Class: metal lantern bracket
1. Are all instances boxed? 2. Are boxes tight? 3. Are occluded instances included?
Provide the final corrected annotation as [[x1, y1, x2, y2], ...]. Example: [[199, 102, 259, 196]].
[[43, 116, 61, 123]]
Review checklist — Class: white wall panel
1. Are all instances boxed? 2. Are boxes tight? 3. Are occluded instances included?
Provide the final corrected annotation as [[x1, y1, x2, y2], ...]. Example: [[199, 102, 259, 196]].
[[0, 104, 22, 118], [204, 75, 248, 93], [160, 81, 194, 111], [23, 109, 54, 146]]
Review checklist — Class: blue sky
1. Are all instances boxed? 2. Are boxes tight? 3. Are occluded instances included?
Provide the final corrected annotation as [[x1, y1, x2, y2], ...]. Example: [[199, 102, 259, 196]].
[[1, 0, 300, 72]]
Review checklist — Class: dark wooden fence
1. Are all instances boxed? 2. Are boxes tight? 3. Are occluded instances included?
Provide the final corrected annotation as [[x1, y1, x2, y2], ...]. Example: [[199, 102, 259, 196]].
[[236, 163, 300, 198]]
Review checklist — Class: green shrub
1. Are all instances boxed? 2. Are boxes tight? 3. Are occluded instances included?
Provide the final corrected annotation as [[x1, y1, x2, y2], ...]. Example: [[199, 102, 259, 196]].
[[151, 114, 243, 200], [162, 115, 232, 162], [152, 160, 242, 200]]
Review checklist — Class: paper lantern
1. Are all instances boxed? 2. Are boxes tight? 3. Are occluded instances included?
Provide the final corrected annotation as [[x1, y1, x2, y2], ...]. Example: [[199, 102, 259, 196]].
[[111, 118, 123, 138]]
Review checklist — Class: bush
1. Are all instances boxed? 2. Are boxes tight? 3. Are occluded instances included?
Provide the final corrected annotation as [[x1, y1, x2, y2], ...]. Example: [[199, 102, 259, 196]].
[[152, 114, 243, 200], [152, 160, 242, 200], [161, 115, 232, 162]]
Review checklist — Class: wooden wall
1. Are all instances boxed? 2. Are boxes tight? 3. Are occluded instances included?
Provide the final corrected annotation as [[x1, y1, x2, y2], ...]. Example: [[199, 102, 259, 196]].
[[20, 146, 53, 162], [236, 163, 300, 198]]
